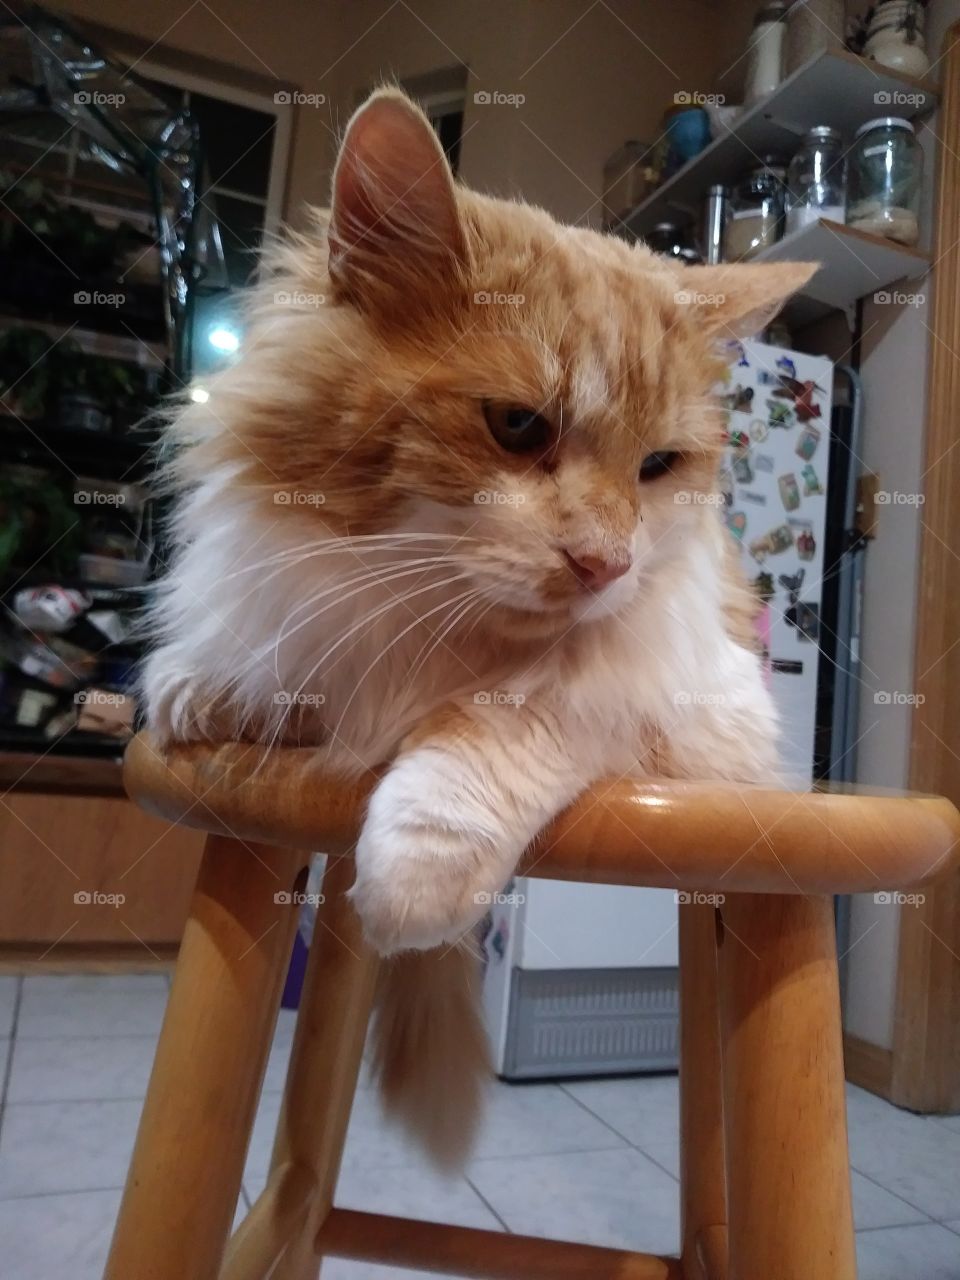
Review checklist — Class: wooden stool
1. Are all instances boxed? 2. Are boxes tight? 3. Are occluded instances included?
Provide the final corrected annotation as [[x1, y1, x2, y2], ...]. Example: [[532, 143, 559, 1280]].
[[105, 733, 960, 1280]]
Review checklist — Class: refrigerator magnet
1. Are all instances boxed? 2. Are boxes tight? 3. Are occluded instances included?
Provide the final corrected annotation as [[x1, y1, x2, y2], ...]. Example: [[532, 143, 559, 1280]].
[[780, 569, 820, 643], [750, 418, 769, 442], [742, 491, 766, 505], [749, 522, 794, 562], [732, 451, 754, 484], [767, 400, 794, 429], [778, 472, 801, 512], [795, 422, 821, 461], [727, 510, 747, 540], [789, 519, 817, 561], [752, 571, 775, 603], [801, 463, 823, 495], [753, 452, 775, 473]]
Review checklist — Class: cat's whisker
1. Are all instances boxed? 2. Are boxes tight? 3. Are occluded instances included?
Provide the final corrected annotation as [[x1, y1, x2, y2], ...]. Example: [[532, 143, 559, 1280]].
[[265, 557, 472, 674], [220, 532, 483, 583], [327, 584, 481, 746]]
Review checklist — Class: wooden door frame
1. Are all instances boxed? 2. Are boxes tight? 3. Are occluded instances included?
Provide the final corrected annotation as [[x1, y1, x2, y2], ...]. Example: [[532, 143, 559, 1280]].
[[891, 19, 960, 1113]]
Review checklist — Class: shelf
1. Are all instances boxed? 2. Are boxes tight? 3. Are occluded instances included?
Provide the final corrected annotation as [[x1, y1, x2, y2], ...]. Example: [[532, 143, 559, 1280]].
[[624, 48, 937, 238], [0, 414, 158, 480], [754, 218, 930, 326]]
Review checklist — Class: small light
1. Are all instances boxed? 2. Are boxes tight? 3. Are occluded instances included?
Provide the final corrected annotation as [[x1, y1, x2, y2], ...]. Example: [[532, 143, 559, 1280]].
[[208, 326, 240, 354], [190, 386, 210, 404]]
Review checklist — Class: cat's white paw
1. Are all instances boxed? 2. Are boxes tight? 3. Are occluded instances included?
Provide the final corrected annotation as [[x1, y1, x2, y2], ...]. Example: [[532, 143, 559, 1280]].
[[350, 763, 518, 954], [351, 818, 508, 954]]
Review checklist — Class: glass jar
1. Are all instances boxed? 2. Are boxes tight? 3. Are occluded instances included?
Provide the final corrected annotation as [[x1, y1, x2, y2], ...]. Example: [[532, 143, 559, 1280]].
[[602, 140, 655, 229], [744, 2, 788, 105], [864, 0, 929, 77], [785, 126, 845, 234], [645, 221, 701, 264], [723, 161, 786, 261], [847, 117, 922, 245]]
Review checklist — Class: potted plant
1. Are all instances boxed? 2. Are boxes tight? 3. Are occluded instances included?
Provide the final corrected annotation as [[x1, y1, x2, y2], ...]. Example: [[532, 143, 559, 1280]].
[[0, 326, 54, 420]]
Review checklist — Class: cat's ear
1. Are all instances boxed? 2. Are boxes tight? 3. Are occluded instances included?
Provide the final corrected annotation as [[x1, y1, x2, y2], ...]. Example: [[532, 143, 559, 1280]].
[[328, 88, 467, 308], [677, 262, 818, 338]]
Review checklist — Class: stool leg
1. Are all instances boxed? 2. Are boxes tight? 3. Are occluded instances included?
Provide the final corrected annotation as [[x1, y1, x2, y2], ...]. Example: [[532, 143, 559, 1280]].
[[678, 901, 727, 1280], [254, 854, 379, 1280], [105, 834, 306, 1280], [718, 893, 856, 1280]]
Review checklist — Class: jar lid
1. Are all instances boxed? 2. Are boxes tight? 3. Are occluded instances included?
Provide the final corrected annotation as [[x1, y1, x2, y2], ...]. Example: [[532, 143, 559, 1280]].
[[805, 125, 842, 142], [855, 116, 915, 137], [753, 1, 788, 24]]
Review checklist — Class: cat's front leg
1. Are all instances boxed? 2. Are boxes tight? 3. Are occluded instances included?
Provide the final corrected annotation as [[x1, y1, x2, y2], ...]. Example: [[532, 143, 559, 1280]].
[[350, 699, 602, 954]]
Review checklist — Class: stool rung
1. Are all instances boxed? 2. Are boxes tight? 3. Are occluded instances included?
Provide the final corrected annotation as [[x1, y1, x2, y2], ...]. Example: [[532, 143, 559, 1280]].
[[316, 1207, 683, 1278], [221, 1162, 314, 1280]]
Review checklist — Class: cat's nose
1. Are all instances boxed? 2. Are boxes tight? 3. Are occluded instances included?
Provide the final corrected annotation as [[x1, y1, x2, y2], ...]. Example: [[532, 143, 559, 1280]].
[[563, 549, 633, 590]]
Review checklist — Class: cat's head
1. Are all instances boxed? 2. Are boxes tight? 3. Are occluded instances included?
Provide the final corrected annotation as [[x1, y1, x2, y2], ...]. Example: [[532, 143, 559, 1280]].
[[216, 89, 815, 634]]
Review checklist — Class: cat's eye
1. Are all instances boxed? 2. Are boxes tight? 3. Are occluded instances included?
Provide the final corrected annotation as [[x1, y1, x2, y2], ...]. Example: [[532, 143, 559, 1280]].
[[483, 402, 553, 454], [638, 449, 682, 482]]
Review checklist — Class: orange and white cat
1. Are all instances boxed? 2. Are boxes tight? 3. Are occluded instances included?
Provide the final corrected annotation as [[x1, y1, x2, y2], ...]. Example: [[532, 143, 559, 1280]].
[[144, 89, 814, 1162]]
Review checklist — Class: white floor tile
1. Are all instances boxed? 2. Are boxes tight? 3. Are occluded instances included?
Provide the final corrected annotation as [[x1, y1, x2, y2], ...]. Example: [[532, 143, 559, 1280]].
[[937, 1114, 960, 1134], [0, 1186, 246, 1279], [0, 1099, 141, 1199], [846, 1088, 960, 1221], [468, 1145, 680, 1257], [0, 1038, 10, 1081], [942, 1219, 960, 1237], [7, 1034, 158, 1103], [0, 977, 18, 1037], [320, 1264, 472, 1280], [21, 973, 167, 996], [335, 1160, 504, 1231], [856, 1223, 960, 1280], [18, 977, 167, 1039], [0, 1187, 120, 1280], [562, 1074, 679, 1148], [852, 1171, 930, 1230]]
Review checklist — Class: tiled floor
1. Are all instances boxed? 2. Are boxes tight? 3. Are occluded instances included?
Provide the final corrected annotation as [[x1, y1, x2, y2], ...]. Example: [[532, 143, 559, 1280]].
[[1, 973, 959, 1279]]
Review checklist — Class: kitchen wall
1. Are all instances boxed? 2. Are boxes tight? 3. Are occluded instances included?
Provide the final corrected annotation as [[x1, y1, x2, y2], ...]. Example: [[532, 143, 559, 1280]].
[[62, 0, 751, 226]]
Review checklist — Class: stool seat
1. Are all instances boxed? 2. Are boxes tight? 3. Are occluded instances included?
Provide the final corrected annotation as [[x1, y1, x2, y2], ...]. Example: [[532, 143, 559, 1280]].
[[125, 731, 959, 895]]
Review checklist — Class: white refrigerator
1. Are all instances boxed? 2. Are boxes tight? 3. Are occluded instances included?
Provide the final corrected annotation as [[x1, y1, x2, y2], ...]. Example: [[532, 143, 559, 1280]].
[[481, 340, 841, 1079]]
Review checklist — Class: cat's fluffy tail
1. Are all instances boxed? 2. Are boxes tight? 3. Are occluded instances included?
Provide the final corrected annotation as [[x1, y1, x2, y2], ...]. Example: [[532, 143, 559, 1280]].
[[370, 943, 491, 1170]]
